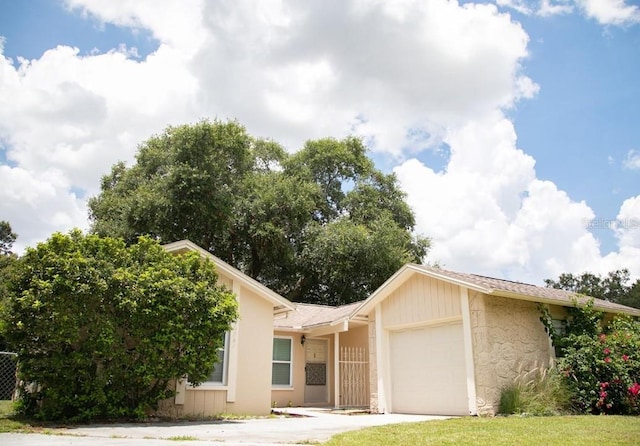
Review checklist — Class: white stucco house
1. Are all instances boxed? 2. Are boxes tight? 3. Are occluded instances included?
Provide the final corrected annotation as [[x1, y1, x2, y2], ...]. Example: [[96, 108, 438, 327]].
[[161, 240, 640, 417]]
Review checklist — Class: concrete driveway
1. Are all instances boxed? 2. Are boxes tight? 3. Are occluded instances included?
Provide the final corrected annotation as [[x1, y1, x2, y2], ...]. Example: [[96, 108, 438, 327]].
[[1, 407, 449, 446]]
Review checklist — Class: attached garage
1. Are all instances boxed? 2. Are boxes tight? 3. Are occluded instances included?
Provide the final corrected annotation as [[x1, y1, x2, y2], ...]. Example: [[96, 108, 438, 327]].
[[389, 322, 468, 415]]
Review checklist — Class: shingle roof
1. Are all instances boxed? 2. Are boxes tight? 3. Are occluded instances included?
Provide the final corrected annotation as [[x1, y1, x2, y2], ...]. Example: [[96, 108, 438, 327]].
[[276, 264, 640, 329], [274, 301, 362, 330], [409, 264, 640, 316]]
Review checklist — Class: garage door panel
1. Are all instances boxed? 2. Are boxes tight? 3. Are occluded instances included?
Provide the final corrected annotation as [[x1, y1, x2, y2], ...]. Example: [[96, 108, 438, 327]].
[[390, 323, 468, 415]]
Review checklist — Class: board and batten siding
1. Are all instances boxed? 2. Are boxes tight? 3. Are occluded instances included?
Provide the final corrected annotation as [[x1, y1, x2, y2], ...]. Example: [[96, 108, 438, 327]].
[[183, 389, 227, 415], [381, 274, 462, 328]]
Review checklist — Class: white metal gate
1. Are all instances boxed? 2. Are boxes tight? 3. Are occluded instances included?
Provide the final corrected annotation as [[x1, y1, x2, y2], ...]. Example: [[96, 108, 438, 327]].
[[339, 347, 368, 408]]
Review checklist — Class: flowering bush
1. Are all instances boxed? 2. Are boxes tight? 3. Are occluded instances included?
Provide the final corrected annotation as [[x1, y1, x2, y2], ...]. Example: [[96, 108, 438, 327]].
[[558, 314, 640, 414]]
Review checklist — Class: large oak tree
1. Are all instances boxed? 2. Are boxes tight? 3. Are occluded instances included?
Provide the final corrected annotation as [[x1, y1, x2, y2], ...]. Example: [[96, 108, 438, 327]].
[[89, 120, 429, 305]]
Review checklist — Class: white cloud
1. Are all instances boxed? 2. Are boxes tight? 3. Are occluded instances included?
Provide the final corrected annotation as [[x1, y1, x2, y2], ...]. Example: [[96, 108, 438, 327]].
[[495, 0, 640, 23], [623, 149, 640, 170], [190, 0, 535, 154], [394, 112, 612, 283], [577, 0, 640, 25], [0, 165, 87, 252], [497, 0, 534, 15], [538, 0, 574, 16]]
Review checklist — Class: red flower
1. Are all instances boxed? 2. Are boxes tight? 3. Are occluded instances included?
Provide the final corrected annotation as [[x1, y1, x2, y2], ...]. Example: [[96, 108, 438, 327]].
[[603, 348, 611, 355], [622, 354, 629, 362], [599, 334, 607, 343], [629, 383, 640, 397], [604, 356, 611, 363], [600, 382, 609, 389]]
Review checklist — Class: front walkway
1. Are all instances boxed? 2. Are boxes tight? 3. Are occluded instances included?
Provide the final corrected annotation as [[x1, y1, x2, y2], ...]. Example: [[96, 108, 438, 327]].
[[1, 407, 450, 446]]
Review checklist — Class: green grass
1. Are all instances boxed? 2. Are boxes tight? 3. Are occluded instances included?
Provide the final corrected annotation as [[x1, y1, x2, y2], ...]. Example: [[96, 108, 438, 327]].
[[0, 400, 24, 432], [323, 416, 640, 446], [0, 400, 45, 433]]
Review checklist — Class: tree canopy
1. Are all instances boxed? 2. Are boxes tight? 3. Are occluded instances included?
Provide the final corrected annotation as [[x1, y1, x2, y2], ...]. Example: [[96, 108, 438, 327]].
[[0, 220, 16, 256], [545, 269, 640, 309], [0, 220, 17, 350], [89, 120, 429, 305], [4, 231, 237, 421]]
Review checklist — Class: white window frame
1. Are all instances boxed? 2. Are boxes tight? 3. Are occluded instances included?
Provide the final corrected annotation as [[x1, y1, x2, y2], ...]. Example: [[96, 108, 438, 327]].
[[272, 336, 293, 388], [190, 331, 230, 389]]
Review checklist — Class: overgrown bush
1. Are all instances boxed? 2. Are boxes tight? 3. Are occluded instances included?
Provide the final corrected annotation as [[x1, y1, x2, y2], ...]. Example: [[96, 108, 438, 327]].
[[558, 315, 640, 415], [499, 366, 572, 416], [3, 231, 238, 421]]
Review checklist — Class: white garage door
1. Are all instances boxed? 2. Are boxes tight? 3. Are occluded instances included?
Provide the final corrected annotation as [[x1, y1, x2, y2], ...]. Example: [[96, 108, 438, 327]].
[[390, 322, 468, 415]]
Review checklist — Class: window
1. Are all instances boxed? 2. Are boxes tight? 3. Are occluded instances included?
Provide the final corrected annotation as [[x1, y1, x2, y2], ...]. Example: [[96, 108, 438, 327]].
[[551, 319, 566, 358], [205, 332, 229, 385], [272, 337, 292, 387]]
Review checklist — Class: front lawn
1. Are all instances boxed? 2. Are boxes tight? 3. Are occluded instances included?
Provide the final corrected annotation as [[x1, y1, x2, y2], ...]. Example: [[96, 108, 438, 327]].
[[324, 416, 640, 446], [0, 400, 48, 433], [0, 400, 29, 432]]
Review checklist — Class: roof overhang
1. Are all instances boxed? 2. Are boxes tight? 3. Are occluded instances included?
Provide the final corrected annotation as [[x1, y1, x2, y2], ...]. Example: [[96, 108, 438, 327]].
[[350, 263, 640, 319], [350, 264, 491, 318], [163, 239, 295, 313]]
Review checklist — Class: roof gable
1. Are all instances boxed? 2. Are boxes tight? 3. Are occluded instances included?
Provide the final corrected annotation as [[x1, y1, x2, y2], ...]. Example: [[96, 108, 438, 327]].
[[163, 240, 295, 313], [351, 264, 640, 318]]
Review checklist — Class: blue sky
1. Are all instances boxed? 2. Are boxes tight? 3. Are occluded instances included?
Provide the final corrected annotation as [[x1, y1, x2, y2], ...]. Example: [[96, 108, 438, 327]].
[[509, 10, 640, 253], [0, 0, 639, 284]]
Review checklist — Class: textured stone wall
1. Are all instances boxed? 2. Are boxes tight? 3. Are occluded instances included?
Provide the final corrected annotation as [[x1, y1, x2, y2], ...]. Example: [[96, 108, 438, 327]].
[[470, 293, 553, 415]]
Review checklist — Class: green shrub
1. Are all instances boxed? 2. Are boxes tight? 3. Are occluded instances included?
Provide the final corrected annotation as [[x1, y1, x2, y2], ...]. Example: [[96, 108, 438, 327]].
[[3, 231, 238, 422], [558, 314, 640, 415]]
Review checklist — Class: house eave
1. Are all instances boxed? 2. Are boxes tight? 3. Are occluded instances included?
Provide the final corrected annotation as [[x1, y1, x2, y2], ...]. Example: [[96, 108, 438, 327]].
[[350, 264, 491, 318], [163, 239, 295, 313], [491, 290, 640, 317]]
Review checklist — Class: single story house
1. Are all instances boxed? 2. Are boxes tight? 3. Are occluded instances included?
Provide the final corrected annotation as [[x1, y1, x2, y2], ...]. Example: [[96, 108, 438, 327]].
[[161, 240, 640, 417]]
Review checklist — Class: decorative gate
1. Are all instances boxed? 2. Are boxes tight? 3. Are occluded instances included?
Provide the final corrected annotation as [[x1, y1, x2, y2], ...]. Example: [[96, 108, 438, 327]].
[[339, 347, 368, 408]]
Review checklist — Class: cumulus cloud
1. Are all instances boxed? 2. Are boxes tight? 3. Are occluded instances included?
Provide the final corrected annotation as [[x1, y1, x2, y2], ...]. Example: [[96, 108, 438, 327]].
[[0, 165, 87, 251], [577, 0, 640, 25], [395, 113, 611, 283], [191, 0, 535, 154]]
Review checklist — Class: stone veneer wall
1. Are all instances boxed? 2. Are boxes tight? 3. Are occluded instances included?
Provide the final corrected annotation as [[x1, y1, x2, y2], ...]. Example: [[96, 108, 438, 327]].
[[470, 292, 553, 415]]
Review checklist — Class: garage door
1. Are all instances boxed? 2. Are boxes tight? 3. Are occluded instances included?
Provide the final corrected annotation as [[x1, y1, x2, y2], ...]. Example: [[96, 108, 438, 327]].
[[390, 322, 468, 415]]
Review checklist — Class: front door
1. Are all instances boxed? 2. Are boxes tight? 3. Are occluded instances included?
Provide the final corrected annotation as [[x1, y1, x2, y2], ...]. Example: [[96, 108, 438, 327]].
[[304, 338, 328, 404]]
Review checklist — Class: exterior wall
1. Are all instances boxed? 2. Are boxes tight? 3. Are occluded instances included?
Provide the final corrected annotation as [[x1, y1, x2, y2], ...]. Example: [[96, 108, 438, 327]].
[[272, 326, 368, 409], [370, 273, 463, 413], [271, 330, 306, 408], [340, 325, 368, 348], [381, 274, 461, 328], [226, 286, 274, 415], [166, 272, 276, 417], [470, 292, 553, 415]]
